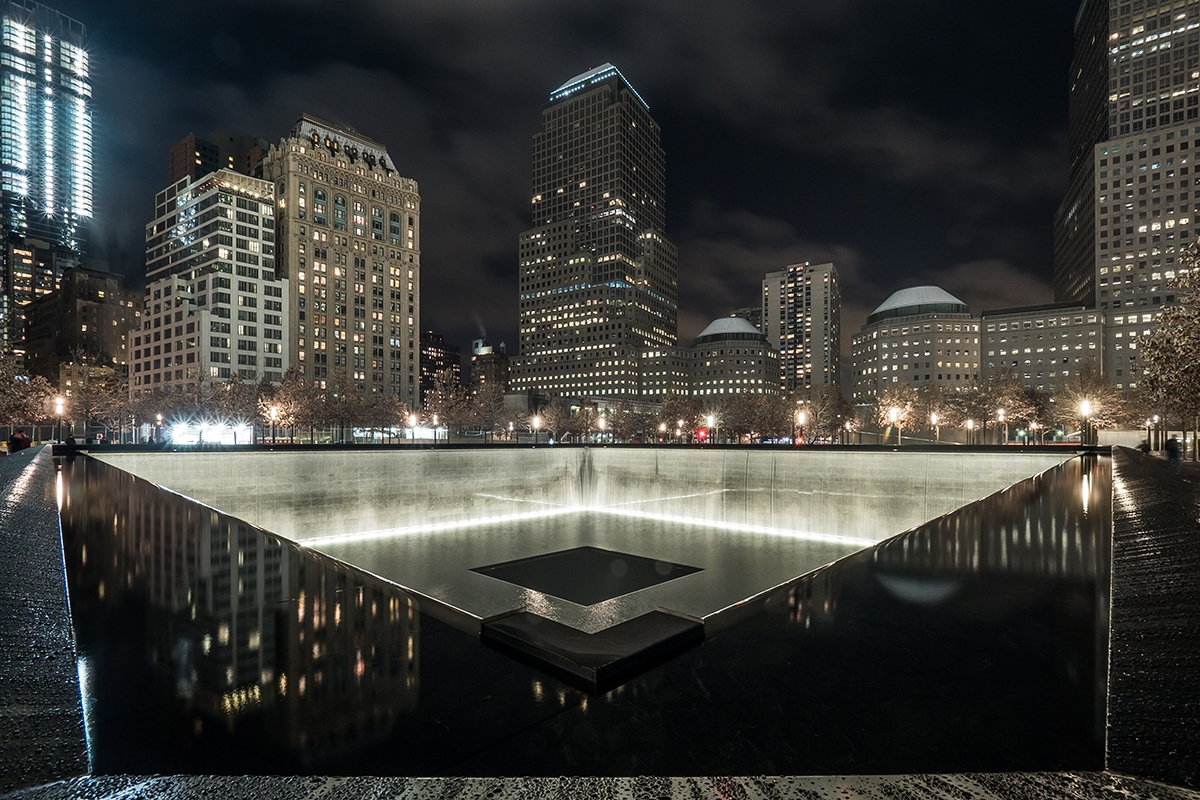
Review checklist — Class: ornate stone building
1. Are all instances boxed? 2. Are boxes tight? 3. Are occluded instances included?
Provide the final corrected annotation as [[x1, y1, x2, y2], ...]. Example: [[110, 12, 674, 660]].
[[261, 114, 420, 409]]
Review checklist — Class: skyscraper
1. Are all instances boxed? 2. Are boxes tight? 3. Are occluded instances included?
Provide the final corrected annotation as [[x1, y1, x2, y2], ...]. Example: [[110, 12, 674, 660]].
[[1055, 0, 1200, 307], [0, 0, 92, 351], [761, 262, 841, 393], [511, 64, 678, 399], [261, 114, 421, 409], [1057, 0, 1200, 390]]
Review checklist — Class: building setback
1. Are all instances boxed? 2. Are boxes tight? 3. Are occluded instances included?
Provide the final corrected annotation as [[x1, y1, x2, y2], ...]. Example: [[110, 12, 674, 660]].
[[980, 303, 1103, 392], [0, 0, 92, 351], [511, 64, 678, 399], [261, 114, 420, 409], [762, 262, 841, 393], [132, 170, 288, 397], [851, 286, 979, 403]]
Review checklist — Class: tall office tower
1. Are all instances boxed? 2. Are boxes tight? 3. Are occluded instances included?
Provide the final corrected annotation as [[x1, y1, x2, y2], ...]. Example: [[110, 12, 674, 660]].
[[0, 1, 92, 351], [511, 64, 678, 399], [761, 262, 841, 393], [261, 114, 421, 409], [1055, 0, 1200, 306], [131, 170, 289, 397]]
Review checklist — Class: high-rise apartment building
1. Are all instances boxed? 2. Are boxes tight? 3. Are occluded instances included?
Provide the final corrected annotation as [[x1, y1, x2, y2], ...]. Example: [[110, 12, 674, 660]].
[[511, 64, 678, 399], [0, 0, 92, 351], [261, 114, 420, 409], [1055, 0, 1200, 307], [132, 170, 289, 397], [762, 262, 841, 393]]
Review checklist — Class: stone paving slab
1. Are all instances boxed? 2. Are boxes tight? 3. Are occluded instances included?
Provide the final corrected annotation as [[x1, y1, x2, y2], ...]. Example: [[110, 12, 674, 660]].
[[0, 448, 87, 794], [3, 771, 1199, 800], [1108, 450, 1200, 789]]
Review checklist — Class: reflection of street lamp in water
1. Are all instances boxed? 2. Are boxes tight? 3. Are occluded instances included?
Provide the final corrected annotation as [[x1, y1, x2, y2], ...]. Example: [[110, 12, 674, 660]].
[[54, 395, 64, 442], [1079, 400, 1092, 445]]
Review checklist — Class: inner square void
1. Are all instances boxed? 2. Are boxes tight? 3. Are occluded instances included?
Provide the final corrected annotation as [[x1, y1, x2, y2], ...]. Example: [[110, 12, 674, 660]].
[[89, 447, 1072, 634], [471, 545, 702, 606]]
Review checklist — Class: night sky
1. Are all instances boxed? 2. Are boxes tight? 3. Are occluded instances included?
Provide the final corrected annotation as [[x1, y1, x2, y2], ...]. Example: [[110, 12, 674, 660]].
[[58, 0, 1079, 359]]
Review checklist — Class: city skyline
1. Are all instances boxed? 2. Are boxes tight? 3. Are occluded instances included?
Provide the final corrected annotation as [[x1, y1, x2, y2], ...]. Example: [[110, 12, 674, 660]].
[[42, 0, 1075, 360]]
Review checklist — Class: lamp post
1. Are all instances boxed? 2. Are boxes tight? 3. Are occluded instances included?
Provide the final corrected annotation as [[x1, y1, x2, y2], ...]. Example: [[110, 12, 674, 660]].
[[845, 420, 853, 445], [707, 414, 715, 445], [998, 408, 1006, 445], [432, 414, 440, 443], [54, 395, 64, 443], [532, 415, 541, 445], [678, 418, 685, 444], [598, 416, 606, 444], [1079, 399, 1092, 446], [797, 410, 807, 445], [1153, 414, 1160, 450], [156, 413, 163, 444], [658, 421, 666, 443], [269, 405, 279, 445], [930, 412, 939, 444], [966, 418, 975, 446], [889, 406, 900, 446]]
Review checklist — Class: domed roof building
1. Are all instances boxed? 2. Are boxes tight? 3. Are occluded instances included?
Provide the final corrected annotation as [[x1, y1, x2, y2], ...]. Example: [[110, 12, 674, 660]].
[[851, 286, 979, 402], [690, 317, 780, 396]]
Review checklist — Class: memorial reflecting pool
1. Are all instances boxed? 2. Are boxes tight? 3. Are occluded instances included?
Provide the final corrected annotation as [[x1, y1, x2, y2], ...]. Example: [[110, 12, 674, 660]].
[[57, 450, 1110, 776]]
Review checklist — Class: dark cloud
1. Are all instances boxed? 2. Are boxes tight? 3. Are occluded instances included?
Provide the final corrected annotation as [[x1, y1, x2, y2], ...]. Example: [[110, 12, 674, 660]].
[[59, 0, 1073, 358]]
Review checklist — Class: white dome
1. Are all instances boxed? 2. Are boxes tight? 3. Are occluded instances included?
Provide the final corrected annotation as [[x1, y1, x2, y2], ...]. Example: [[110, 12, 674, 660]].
[[695, 317, 763, 340], [871, 286, 967, 316]]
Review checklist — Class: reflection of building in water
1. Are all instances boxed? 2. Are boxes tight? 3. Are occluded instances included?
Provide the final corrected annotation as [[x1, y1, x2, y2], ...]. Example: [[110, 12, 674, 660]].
[[872, 458, 1110, 582], [59, 457, 418, 764], [787, 564, 845, 628]]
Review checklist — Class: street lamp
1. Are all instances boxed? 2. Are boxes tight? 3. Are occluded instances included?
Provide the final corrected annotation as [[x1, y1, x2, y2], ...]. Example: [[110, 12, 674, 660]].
[[532, 415, 542, 445], [658, 421, 667, 443], [889, 406, 900, 446], [998, 408, 1006, 445], [1153, 414, 1160, 450], [678, 418, 685, 444], [156, 413, 163, 444], [54, 395, 64, 443], [432, 414, 439, 443], [269, 405, 280, 444], [797, 410, 807, 445], [845, 420, 853, 445], [707, 414, 716, 444], [930, 411, 939, 444], [966, 418, 975, 446], [598, 416, 606, 443], [1079, 399, 1092, 446]]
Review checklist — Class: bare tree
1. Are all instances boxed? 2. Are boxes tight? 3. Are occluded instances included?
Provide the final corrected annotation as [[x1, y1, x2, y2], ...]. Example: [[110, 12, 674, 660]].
[[1140, 245, 1200, 457]]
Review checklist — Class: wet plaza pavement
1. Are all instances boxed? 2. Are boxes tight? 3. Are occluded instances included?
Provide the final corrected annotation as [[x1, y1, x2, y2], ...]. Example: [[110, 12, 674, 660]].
[[1, 445, 1199, 798]]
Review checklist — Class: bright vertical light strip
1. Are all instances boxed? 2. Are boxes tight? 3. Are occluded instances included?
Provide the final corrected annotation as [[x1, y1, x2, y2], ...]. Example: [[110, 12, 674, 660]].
[[42, 35, 53, 215]]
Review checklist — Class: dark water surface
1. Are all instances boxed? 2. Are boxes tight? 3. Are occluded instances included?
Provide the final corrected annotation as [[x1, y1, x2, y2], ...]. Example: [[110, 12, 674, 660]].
[[58, 453, 1110, 776]]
